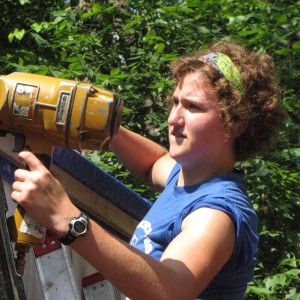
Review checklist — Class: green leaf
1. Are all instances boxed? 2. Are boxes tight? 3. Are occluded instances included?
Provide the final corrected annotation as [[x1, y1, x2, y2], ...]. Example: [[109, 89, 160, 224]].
[[31, 23, 42, 33], [18, 57, 24, 66], [8, 29, 26, 42], [284, 268, 300, 276], [292, 40, 300, 50], [30, 33, 51, 47], [197, 26, 210, 34], [19, 0, 31, 4], [247, 286, 272, 296], [110, 68, 120, 76], [275, 49, 292, 55], [265, 274, 287, 289], [154, 43, 165, 53], [285, 288, 300, 299]]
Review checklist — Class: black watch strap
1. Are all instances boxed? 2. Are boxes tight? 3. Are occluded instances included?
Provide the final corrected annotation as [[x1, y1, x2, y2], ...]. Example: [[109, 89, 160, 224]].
[[58, 231, 76, 246], [58, 212, 89, 245]]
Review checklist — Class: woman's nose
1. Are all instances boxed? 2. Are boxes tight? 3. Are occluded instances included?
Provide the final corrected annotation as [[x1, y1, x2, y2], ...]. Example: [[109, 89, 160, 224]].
[[168, 105, 184, 126]]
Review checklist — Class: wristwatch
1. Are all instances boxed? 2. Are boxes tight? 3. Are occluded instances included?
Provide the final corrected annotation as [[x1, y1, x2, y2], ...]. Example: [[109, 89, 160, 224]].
[[58, 212, 89, 245]]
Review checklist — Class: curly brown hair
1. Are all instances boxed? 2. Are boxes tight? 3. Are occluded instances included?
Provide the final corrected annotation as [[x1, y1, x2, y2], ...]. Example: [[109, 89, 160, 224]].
[[169, 40, 286, 161]]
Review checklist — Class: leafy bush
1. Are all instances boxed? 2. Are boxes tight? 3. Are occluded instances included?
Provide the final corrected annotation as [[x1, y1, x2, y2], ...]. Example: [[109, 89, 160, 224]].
[[0, 0, 299, 298]]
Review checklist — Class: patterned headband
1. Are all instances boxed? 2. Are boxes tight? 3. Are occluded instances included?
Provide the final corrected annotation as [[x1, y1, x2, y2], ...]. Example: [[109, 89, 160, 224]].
[[199, 52, 243, 92]]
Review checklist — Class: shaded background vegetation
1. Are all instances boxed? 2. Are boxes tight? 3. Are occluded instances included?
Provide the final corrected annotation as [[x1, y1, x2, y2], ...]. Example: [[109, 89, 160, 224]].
[[0, 0, 299, 299]]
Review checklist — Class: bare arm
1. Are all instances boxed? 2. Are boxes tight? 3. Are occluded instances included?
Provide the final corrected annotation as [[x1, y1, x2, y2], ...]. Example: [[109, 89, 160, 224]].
[[110, 126, 175, 191], [11, 152, 235, 299], [72, 208, 235, 300]]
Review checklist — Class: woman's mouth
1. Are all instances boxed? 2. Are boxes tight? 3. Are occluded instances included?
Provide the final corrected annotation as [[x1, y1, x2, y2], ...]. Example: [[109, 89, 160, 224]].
[[170, 129, 186, 139]]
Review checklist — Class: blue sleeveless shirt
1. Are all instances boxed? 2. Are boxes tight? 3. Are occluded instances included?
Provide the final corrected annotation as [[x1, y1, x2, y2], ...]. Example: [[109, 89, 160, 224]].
[[129, 163, 259, 299]]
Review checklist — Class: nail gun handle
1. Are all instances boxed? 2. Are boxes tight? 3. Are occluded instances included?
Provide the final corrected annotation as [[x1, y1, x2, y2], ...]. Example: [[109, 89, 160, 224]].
[[13, 153, 50, 247]]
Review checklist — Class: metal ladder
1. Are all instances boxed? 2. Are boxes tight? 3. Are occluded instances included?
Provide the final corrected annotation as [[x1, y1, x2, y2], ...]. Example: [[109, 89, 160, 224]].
[[2, 176, 119, 300], [0, 135, 151, 300]]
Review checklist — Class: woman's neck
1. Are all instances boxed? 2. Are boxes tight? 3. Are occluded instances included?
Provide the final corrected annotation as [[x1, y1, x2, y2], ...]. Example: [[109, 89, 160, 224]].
[[176, 155, 235, 187]]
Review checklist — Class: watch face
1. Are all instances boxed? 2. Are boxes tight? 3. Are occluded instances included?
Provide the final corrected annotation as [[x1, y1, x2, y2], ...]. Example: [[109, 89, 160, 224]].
[[74, 220, 86, 234], [59, 213, 89, 245]]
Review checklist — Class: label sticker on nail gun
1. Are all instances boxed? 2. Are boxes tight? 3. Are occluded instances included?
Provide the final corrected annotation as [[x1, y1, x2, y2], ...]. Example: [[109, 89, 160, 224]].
[[12, 83, 39, 119], [19, 212, 46, 239], [56, 92, 70, 125]]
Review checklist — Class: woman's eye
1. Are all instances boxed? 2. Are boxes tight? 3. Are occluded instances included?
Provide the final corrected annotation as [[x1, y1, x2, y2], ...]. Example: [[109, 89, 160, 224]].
[[189, 103, 201, 111], [172, 99, 179, 106]]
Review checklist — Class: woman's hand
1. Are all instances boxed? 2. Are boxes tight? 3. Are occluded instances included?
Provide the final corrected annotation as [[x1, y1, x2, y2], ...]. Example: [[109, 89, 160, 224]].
[[11, 151, 80, 236]]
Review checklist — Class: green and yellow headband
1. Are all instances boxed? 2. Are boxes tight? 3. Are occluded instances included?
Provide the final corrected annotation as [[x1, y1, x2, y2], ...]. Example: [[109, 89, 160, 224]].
[[199, 52, 243, 92]]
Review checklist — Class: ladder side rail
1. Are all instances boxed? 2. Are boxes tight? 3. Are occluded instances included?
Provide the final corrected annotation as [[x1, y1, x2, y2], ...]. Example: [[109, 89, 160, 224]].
[[0, 176, 27, 300]]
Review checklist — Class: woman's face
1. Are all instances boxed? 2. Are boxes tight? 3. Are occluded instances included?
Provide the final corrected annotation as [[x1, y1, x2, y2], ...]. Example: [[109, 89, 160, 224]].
[[168, 72, 234, 170]]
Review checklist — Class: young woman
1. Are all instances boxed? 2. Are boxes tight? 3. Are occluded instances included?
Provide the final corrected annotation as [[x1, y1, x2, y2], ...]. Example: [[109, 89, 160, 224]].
[[11, 40, 285, 299]]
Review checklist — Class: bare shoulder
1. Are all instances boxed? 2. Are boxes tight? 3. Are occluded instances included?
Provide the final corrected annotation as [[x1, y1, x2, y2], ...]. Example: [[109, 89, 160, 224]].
[[150, 153, 176, 192], [182, 207, 235, 234]]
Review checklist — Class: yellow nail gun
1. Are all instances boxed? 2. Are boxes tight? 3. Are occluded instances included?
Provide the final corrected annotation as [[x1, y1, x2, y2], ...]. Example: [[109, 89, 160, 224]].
[[0, 72, 123, 154], [0, 72, 123, 274]]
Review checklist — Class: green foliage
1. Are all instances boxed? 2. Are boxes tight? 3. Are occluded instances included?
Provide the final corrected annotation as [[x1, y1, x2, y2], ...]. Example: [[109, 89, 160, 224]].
[[237, 154, 300, 298], [0, 0, 299, 298]]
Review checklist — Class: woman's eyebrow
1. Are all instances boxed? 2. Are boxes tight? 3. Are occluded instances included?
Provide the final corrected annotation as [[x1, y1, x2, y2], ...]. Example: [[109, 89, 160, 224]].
[[184, 96, 201, 102]]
